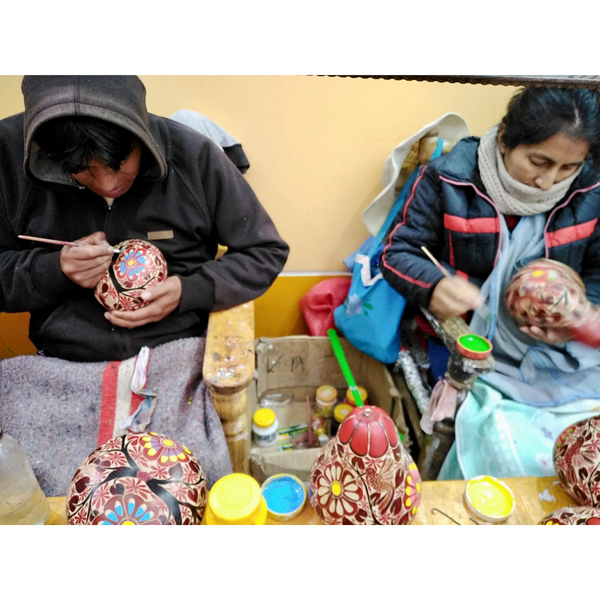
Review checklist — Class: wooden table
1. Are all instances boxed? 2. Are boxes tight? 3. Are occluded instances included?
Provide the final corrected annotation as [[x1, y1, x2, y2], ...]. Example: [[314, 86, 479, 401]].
[[46, 476, 575, 525]]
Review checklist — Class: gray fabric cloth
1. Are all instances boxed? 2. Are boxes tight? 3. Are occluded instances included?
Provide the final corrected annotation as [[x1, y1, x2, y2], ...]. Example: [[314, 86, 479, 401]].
[[0, 337, 232, 497], [470, 214, 600, 407], [170, 110, 250, 173], [170, 110, 240, 153]]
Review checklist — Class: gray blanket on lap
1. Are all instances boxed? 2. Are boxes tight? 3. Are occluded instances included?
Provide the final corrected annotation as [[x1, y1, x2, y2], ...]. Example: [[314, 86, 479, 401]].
[[0, 337, 233, 497]]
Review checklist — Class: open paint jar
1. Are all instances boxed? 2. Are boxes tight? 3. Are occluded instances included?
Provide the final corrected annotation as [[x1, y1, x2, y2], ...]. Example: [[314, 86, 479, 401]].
[[464, 475, 515, 524], [261, 474, 307, 522], [456, 334, 493, 360]]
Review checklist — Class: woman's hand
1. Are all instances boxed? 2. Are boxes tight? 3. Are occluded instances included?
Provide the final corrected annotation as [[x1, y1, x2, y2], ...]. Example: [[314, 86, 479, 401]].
[[428, 276, 484, 320], [104, 276, 182, 329], [519, 325, 573, 345], [60, 231, 115, 288]]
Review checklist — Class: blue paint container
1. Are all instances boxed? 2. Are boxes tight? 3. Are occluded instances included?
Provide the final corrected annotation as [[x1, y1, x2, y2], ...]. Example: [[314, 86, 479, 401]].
[[260, 474, 307, 521]]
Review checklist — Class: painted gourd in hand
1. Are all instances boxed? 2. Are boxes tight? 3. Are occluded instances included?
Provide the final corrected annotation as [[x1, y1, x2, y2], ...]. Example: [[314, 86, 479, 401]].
[[308, 405, 421, 525], [66, 432, 207, 525], [95, 239, 168, 311], [554, 415, 600, 507], [539, 505, 600, 525], [505, 258, 600, 347]]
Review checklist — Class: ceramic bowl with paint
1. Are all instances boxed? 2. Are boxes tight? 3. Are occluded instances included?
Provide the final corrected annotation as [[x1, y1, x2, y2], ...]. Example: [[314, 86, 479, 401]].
[[539, 505, 600, 525], [66, 431, 207, 525], [464, 475, 515, 524], [95, 239, 168, 312], [554, 415, 600, 507], [261, 474, 307, 521], [308, 405, 421, 525]]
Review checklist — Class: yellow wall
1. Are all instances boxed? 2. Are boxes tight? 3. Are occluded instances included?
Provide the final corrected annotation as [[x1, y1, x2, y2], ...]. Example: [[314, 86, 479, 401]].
[[0, 76, 518, 354]]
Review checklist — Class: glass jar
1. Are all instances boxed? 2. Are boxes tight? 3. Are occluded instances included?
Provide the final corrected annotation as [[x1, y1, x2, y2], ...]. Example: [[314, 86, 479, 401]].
[[0, 428, 50, 525], [330, 403, 353, 437], [315, 385, 338, 418]]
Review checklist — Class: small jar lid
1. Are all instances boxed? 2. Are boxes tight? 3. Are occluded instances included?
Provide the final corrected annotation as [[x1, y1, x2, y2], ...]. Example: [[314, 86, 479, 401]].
[[464, 475, 515, 524], [334, 403, 353, 423], [253, 408, 276, 429], [345, 386, 368, 406], [456, 334, 493, 360], [208, 473, 264, 525], [316, 385, 337, 405]]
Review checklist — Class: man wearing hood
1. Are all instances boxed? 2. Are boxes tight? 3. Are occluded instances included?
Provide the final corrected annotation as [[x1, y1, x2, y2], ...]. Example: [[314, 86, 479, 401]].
[[0, 76, 289, 363]]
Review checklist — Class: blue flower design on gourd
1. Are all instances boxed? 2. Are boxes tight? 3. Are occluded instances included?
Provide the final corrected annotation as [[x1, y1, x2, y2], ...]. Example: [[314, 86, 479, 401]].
[[100, 496, 154, 525], [117, 249, 147, 282]]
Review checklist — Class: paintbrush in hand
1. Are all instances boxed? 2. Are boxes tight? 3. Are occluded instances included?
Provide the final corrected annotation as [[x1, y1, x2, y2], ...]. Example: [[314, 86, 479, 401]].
[[421, 246, 451, 277], [18, 234, 121, 254]]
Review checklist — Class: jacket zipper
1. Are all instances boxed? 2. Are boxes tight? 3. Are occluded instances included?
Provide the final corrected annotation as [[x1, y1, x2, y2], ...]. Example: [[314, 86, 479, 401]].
[[439, 176, 600, 264], [438, 176, 502, 267]]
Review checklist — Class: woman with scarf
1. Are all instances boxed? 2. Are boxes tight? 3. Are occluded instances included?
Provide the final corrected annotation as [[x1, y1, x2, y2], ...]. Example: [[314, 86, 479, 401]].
[[380, 87, 600, 480]]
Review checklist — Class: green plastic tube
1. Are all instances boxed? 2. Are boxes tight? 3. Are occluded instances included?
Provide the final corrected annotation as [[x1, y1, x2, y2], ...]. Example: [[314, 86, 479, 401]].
[[327, 329, 364, 407]]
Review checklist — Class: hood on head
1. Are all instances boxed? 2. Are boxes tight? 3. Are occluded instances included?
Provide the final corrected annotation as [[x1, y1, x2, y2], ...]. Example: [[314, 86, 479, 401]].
[[21, 75, 168, 188]]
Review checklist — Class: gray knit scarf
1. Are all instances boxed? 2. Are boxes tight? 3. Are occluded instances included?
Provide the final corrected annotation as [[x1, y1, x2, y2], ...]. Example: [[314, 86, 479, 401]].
[[477, 125, 583, 216]]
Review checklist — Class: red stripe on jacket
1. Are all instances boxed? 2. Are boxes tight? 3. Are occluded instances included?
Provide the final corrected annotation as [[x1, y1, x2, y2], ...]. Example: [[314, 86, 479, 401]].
[[443, 214, 501, 234], [382, 167, 433, 289], [547, 218, 598, 248]]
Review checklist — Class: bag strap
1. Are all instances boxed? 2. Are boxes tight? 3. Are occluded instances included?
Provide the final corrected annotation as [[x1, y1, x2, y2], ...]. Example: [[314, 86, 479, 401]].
[[369, 137, 444, 258]]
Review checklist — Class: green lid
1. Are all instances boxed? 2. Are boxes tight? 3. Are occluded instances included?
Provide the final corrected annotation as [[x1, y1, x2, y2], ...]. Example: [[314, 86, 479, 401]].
[[456, 334, 493, 360]]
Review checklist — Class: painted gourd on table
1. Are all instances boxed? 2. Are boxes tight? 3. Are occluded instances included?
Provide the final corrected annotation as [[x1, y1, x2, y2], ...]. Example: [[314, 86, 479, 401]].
[[308, 405, 421, 525], [505, 258, 600, 347], [539, 506, 600, 525], [95, 239, 168, 312], [66, 432, 207, 525], [554, 415, 600, 507]]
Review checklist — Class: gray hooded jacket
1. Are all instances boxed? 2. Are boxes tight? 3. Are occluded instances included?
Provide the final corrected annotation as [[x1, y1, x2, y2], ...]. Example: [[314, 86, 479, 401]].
[[0, 76, 289, 361]]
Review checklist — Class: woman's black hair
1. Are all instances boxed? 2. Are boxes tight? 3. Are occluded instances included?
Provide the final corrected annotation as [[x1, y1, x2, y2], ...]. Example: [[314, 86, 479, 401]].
[[500, 87, 600, 168], [34, 116, 139, 174]]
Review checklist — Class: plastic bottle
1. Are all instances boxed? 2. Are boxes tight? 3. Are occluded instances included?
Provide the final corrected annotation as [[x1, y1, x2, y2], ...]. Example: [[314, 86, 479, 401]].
[[252, 408, 279, 447], [0, 428, 50, 525]]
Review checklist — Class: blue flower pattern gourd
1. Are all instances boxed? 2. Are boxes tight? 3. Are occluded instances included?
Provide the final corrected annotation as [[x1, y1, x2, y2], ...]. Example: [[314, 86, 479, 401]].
[[66, 432, 208, 525], [95, 239, 168, 312]]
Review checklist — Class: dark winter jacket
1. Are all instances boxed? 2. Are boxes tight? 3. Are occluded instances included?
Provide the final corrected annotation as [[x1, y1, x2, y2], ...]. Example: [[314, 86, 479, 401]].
[[381, 136, 600, 307], [0, 76, 289, 361]]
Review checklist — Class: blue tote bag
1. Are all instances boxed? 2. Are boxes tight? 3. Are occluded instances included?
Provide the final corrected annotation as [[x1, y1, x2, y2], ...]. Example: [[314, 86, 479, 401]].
[[334, 139, 443, 363]]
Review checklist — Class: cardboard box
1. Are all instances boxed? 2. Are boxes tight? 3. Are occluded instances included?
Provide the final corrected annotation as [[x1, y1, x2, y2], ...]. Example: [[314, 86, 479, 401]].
[[248, 336, 410, 484]]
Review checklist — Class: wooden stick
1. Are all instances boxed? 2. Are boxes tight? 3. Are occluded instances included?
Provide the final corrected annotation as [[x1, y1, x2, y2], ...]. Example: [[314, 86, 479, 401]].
[[306, 396, 313, 447], [18, 234, 120, 254], [421, 246, 451, 278]]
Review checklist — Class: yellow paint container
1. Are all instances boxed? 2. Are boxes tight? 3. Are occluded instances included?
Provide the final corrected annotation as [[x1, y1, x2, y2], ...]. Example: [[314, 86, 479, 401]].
[[464, 475, 515, 524], [203, 473, 268, 525]]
